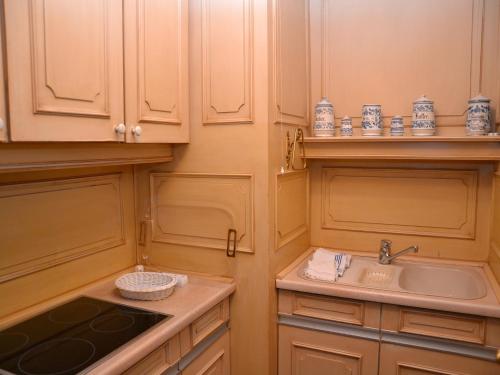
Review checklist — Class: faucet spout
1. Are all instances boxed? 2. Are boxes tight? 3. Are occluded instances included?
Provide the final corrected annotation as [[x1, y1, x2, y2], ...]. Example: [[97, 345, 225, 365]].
[[379, 240, 418, 265]]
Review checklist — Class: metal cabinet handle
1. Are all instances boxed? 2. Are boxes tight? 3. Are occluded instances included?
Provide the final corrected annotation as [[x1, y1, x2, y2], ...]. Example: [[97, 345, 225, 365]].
[[114, 123, 126, 134], [131, 126, 143, 137], [497, 349, 500, 363], [226, 229, 237, 257], [0, 118, 4, 130]]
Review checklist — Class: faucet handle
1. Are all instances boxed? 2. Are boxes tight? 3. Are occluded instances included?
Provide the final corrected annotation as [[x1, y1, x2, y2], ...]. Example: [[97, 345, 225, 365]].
[[380, 239, 392, 253]]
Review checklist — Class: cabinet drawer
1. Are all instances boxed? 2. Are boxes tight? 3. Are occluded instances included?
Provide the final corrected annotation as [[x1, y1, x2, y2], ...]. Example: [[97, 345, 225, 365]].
[[379, 342, 500, 375], [382, 305, 486, 345], [181, 331, 230, 375], [123, 334, 180, 375], [278, 290, 380, 328], [192, 300, 229, 346], [181, 299, 230, 355], [278, 325, 379, 375]]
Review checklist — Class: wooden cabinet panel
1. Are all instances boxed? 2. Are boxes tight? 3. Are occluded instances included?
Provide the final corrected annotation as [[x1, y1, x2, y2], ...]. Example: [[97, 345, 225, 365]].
[[124, 334, 181, 375], [276, 171, 309, 249], [182, 331, 230, 375], [379, 343, 500, 375], [150, 173, 254, 253], [0, 175, 126, 282], [279, 290, 381, 329], [278, 325, 379, 375], [124, 0, 189, 143], [201, 0, 253, 124], [272, 0, 310, 126], [4, 0, 125, 141], [0, 11, 7, 143], [191, 301, 229, 347]]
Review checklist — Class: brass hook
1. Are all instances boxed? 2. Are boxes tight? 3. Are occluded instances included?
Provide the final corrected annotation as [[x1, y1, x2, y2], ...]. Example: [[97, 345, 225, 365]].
[[286, 128, 307, 171]]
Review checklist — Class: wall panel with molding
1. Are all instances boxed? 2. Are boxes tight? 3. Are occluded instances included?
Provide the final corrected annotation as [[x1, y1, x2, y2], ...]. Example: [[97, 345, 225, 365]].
[[0, 166, 137, 319], [310, 161, 494, 261]]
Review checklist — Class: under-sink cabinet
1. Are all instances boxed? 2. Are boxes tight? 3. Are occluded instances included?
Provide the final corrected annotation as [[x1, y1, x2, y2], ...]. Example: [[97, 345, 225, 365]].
[[3, 0, 188, 143], [123, 299, 230, 375], [278, 290, 500, 375]]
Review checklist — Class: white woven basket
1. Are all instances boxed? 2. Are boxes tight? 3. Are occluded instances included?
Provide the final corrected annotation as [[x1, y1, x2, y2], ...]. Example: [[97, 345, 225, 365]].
[[115, 272, 177, 301]]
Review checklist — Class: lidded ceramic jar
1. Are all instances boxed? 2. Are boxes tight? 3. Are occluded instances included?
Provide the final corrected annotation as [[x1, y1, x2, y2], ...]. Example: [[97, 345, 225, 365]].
[[313, 97, 335, 137], [466, 95, 491, 136], [361, 104, 383, 136], [411, 95, 435, 136], [340, 116, 353, 136]]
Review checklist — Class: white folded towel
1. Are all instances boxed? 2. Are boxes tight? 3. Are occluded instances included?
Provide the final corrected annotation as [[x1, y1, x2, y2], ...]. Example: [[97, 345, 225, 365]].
[[303, 248, 352, 282]]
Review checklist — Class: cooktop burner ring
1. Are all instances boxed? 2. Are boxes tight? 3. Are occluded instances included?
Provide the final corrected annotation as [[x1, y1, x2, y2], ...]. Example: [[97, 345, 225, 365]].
[[17, 338, 96, 375], [89, 313, 135, 333], [48, 301, 102, 325], [0, 332, 30, 357]]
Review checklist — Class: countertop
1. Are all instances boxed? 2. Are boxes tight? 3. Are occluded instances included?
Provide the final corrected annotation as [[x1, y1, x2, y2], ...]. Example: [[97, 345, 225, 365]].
[[0, 267, 235, 375], [86, 270, 235, 374], [276, 247, 500, 318]]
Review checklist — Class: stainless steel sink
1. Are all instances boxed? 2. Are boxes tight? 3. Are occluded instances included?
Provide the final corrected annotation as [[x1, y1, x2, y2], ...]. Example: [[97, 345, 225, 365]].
[[398, 264, 486, 300]]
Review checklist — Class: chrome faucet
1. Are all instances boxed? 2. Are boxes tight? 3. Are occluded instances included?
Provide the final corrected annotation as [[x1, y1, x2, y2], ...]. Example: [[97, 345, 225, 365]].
[[378, 239, 418, 265]]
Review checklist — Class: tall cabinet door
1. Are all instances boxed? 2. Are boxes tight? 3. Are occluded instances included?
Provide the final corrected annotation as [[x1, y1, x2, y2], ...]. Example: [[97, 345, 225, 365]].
[[3, 0, 125, 142], [124, 0, 189, 144], [0, 10, 8, 143]]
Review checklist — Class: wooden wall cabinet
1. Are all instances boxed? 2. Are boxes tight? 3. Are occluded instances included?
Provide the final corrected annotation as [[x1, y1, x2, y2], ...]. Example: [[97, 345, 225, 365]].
[[3, 0, 188, 143]]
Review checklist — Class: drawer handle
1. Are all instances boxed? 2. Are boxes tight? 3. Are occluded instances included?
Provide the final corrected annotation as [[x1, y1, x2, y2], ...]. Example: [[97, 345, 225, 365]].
[[497, 349, 500, 363], [226, 229, 237, 257]]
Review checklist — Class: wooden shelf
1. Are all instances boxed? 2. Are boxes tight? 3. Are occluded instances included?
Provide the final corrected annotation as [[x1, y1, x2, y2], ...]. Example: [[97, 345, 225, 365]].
[[302, 136, 500, 161]]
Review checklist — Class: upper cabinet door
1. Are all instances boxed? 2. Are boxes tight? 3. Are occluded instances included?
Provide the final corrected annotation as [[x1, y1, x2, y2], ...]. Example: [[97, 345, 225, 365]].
[[124, 0, 189, 143], [3, 0, 125, 142]]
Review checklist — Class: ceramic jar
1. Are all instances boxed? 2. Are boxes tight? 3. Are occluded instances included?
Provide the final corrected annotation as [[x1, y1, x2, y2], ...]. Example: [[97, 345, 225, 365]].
[[466, 95, 491, 136], [390, 116, 404, 136], [361, 104, 383, 136], [340, 116, 353, 136], [313, 97, 335, 137], [411, 95, 435, 136]]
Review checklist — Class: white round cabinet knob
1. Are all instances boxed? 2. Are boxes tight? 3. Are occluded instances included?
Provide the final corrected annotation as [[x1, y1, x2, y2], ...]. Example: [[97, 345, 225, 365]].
[[131, 126, 143, 137], [114, 123, 126, 134]]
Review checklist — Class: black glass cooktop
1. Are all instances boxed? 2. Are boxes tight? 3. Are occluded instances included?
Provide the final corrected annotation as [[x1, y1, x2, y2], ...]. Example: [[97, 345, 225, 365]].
[[0, 296, 170, 375]]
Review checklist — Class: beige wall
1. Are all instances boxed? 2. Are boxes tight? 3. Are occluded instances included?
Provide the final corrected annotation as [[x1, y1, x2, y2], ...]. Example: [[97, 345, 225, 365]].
[[0, 166, 137, 319], [309, 0, 500, 136]]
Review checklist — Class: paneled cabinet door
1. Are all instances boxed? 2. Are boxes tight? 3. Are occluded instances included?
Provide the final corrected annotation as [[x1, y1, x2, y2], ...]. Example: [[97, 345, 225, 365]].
[[379, 343, 500, 375], [181, 331, 230, 375], [124, 0, 189, 143], [3, 0, 125, 142], [0, 14, 7, 143], [279, 325, 379, 375]]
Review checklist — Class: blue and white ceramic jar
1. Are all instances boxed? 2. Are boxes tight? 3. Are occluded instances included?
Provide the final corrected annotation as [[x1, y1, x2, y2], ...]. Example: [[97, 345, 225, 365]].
[[390, 116, 404, 136], [411, 95, 435, 136], [361, 104, 383, 136], [466, 95, 491, 136], [340, 116, 353, 136], [313, 97, 335, 137]]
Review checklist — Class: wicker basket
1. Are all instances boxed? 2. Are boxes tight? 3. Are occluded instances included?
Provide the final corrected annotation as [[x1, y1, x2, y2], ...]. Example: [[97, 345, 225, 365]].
[[115, 272, 177, 301]]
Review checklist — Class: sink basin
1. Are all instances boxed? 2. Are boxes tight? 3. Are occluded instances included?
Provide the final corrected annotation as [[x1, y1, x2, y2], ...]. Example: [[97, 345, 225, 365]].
[[398, 264, 486, 299]]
